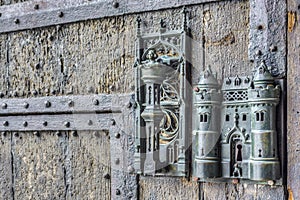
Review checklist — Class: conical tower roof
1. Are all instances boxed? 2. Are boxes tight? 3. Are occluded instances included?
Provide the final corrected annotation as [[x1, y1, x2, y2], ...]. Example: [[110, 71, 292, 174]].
[[198, 66, 219, 88], [253, 62, 274, 84]]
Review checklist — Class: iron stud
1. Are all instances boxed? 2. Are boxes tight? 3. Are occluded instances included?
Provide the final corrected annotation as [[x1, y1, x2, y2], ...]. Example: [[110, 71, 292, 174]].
[[113, 2, 119, 8], [115, 133, 120, 139], [103, 173, 110, 179], [34, 4, 39, 10], [257, 25, 264, 30], [43, 121, 48, 126], [93, 99, 99, 105], [58, 11, 64, 18], [127, 102, 132, 108], [255, 50, 262, 56], [68, 100, 74, 107], [88, 120, 93, 125], [116, 189, 121, 195], [23, 121, 28, 127], [24, 102, 29, 109], [3, 121, 8, 126], [2, 103, 7, 109], [45, 101, 51, 108], [33, 131, 40, 137], [55, 131, 61, 137], [72, 130, 77, 137], [93, 131, 100, 137], [64, 122, 70, 128], [110, 119, 116, 126], [269, 45, 278, 52], [14, 18, 20, 24], [32, 90, 38, 96]]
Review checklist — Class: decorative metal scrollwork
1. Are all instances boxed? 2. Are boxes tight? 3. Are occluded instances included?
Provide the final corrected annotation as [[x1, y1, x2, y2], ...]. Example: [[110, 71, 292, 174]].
[[160, 109, 179, 144]]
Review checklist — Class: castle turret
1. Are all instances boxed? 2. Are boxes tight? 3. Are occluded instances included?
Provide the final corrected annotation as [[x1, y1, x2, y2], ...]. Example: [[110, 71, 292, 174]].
[[248, 62, 281, 181], [193, 67, 222, 178]]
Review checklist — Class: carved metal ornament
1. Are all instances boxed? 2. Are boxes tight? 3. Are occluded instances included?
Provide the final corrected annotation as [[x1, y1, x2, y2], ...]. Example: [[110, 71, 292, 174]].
[[193, 62, 283, 183], [134, 11, 191, 176]]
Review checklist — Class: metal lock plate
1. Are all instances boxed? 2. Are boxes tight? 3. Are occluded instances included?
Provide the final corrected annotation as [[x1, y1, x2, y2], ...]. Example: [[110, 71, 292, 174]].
[[193, 63, 285, 185]]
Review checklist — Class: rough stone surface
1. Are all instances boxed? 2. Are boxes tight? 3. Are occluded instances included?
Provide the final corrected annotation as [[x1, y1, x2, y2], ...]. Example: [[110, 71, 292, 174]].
[[287, 1, 300, 200]]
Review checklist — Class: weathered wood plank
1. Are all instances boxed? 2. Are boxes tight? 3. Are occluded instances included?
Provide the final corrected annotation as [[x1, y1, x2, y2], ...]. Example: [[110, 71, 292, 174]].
[[110, 94, 138, 199], [287, 1, 300, 200], [66, 130, 111, 199], [0, 132, 13, 199], [140, 177, 199, 200], [202, 0, 250, 78], [0, 0, 222, 34], [12, 131, 66, 199], [0, 0, 29, 6]]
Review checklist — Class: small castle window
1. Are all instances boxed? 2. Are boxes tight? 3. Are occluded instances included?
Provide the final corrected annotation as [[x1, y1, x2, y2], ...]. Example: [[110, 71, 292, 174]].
[[226, 115, 230, 121], [204, 114, 208, 122], [200, 115, 204, 122], [242, 114, 247, 121], [256, 112, 265, 121], [200, 114, 208, 123], [261, 113, 264, 121]]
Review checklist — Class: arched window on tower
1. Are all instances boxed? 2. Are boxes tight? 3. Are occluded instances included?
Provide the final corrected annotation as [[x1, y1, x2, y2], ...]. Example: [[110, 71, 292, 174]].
[[255, 110, 266, 122], [199, 113, 209, 123]]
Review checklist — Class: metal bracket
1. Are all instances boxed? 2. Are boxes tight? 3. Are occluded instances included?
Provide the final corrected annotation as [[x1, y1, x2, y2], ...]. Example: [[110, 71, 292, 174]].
[[0, 0, 221, 34], [0, 94, 119, 131]]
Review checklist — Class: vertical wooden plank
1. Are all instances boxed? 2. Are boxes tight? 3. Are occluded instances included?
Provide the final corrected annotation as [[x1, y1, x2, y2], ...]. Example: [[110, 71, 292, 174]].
[[66, 130, 111, 200], [287, 0, 300, 200], [140, 177, 199, 200], [201, 1, 251, 199], [6, 27, 63, 98], [12, 131, 66, 199], [203, 0, 250, 78], [0, 132, 12, 199], [0, 34, 8, 93]]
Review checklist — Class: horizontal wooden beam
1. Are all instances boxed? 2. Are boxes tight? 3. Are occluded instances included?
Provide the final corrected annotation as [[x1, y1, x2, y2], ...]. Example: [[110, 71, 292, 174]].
[[0, 0, 221, 33]]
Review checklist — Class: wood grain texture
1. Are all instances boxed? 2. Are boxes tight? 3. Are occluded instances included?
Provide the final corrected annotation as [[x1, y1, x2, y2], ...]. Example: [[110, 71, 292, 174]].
[[0, 132, 12, 199], [287, 1, 300, 200], [0, 0, 29, 6], [0, 0, 291, 199], [66, 131, 111, 200], [12, 131, 66, 199], [140, 177, 199, 200]]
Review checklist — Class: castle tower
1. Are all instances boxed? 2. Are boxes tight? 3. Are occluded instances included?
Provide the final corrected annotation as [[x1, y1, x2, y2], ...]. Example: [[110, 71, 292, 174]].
[[248, 62, 281, 181], [193, 67, 222, 178]]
